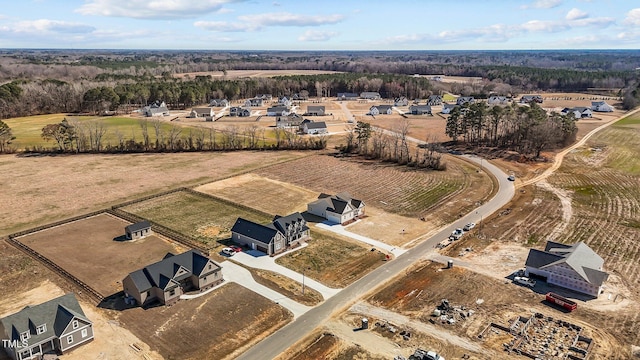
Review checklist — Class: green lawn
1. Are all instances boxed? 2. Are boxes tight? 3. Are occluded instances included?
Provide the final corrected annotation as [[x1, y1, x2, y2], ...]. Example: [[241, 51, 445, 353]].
[[121, 191, 273, 247]]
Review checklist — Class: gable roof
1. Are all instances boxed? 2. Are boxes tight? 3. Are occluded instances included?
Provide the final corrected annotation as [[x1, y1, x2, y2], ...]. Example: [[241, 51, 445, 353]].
[[272, 212, 309, 234], [305, 121, 327, 129], [309, 192, 363, 215], [371, 105, 392, 112], [526, 241, 608, 286], [307, 105, 325, 112], [0, 293, 90, 344], [126, 250, 220, 293], [267, 106, 289, 112], [231, 218, 279, 245], [337, 92, 358, 98], [125, 220, 151, 233]]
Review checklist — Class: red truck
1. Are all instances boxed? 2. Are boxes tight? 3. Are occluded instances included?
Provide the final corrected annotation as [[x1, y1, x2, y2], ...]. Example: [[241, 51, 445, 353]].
[[545, 292, 577, 312]]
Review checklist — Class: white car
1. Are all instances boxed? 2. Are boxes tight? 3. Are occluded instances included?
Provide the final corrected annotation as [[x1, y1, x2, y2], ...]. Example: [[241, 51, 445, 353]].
[[425, 351, 445, 360], [508, 174, 516, 181], [514, 276, 536, 288], [463, 223, 476, 231], [221, 247, 236, 256], [449, 228, 464, 240]]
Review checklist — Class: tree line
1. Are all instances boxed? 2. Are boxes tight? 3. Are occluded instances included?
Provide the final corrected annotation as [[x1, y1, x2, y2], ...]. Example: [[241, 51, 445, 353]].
[[445, 102, 577, 158]]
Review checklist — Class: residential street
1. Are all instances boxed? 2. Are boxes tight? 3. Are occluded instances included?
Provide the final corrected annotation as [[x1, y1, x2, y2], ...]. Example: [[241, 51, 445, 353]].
[[236, 155, 514, 359]]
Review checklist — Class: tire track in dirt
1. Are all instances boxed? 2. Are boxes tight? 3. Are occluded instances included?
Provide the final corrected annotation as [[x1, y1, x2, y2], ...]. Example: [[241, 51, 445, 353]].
[[537, 181, 573, 241]]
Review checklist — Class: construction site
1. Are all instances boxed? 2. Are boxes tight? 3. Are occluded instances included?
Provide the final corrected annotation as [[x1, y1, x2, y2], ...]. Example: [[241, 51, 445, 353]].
[[478, 312, 592, 360]]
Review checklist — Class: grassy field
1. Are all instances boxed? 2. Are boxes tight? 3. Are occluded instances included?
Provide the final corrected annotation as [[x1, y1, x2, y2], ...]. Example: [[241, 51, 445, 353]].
[[275, 229, 387, 288], [121, 191, 273, 247], [4, 114, 185, 149]]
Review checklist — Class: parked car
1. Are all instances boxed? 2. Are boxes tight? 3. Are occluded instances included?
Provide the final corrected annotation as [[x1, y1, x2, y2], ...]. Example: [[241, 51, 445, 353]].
[[508, 174, 516, 181], [425, 351, 445, 360], [221, 247, 235, 256], [514, 276, 536, 288], [463, 223, 476, 231], [230, 245, 242, 253], [449, 228, 464, 240]]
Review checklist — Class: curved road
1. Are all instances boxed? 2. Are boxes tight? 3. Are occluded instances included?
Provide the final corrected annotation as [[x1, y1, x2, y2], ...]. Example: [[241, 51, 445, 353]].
[[237, 156, 514, 360]]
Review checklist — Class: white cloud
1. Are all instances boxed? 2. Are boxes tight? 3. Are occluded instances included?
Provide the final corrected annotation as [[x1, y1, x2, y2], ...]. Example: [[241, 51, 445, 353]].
[[521, 0, 562, 9], [298, 30, 338, 42], [76, 0, 244, 20], [521, 20, 568, 32], [12, 19, 95, 34], [196, 12, 344, 32], [624, 8, 640, 26], [566, 8, 588, 20]]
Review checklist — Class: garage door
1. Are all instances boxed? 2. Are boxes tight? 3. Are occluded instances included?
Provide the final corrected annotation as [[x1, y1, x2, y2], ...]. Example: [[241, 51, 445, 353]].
[[257, 245, 268, 254]]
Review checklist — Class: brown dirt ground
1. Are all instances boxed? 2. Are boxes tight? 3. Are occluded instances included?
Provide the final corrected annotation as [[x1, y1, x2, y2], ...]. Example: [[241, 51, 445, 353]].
[[240, 266, 324, 306], [0, 151, 308, 236], [194, 173, 319, 215], [276, 229, 388, 288], [115, 282, 292, 360], [366, 260, 629, 359], [17, 213, 185, 297], [277, 330, 388, 360]]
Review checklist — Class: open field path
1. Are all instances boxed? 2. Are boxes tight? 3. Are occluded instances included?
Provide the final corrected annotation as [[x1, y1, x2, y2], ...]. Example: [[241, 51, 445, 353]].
[[315, 222, 408, 256], [519, 107, 640, 188]]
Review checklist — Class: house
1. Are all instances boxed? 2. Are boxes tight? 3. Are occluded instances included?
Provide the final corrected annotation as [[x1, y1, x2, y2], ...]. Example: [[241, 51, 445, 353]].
[[456, 96, 475, 106], [209, 99, 229, 107], [122, 250, 223, 306], [229, 107, 251, 117], [245, 98, 263, 107], [525, 241, 608, 297], [0, 293, 93, 360], [305, 105, 326, 116], [255, 94, 273, 101], [231, 212, 309, 255], [302, 121, 328, 134], [266, 106, 290, 117], [190, 107, 214, 118], [394, 97, 409, 106], [125, 220, 151, 240], [292, 93, 309, 101], [307, 192, 365, 224], [369, 105, 393, 116], [487, 95, 508, 105], [337, 93, 359, 101], [561, 107, 592, 119], [409, 105, 432, 115], [441, 103, 460, 114], [430, 75, 444, 82], [427, 95, 442, 106], [360, 92, 381, 100], [141, 101, 169, 117], [276, 114, 304, 128], [278, 96, 292, 107], [520, 95, 543, 104], [591, 101, 614, 112]]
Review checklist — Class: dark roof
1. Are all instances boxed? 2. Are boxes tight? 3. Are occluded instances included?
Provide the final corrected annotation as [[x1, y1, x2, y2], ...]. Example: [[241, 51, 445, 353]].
[[525, 249, 564, 269], [126, 250, 220, 292], [267, 106, 288, 112], [272, 212, 309, 234], [309, 192, 364, 215], [306, 121, 327, 129], [443, 103, 459, 109], [231, 218, 278, 245], [410, 105, 432, 112], [337, 92, 358, 98], [527, 241, 608, 286], [125, 220, 151, 233], [0, 293, 90, 344], [307, 105, 325, 111]]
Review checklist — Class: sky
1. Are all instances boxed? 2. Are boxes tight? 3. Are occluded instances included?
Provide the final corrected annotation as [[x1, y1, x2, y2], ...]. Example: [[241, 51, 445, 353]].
[[0, 0, 638, 50]]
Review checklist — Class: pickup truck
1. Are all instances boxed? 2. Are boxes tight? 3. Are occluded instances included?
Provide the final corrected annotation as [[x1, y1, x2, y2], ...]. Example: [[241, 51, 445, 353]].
[[514, 276, 536, 288], [449, 228, 464, 240]]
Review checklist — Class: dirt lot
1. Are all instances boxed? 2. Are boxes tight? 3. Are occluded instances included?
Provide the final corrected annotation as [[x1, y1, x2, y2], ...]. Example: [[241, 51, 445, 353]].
[[242, 266, 323, 306], [195, 173, 319, 215], [121, 190, 273, 247], [0, 151, 307, 236], [17, 213, 184, 297], [277, 331, 388, 360], [276, 229, 388, 288], [366, 260, 629, 359], [116, 282, 292, 360]]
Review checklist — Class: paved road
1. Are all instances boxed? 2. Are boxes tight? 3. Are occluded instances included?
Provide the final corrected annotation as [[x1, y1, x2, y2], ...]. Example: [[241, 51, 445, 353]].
[[236, 156, 514, 360]]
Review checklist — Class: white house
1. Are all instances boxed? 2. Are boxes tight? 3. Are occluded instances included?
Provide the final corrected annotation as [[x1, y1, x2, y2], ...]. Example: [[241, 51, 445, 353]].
[[267, 106, 290, 117], [525, 241, 608, 297], [394, 97, 409, 106], [441, 103, 459, 114], [307, 192, 365, 224], [591, 101, 614, 112], [301, 121, 327, 134], [245, 98, 263, 107], [487, 96, 508, 105], [190, 107, 214, 118], [141, 101, 169, 117], [278, 96, 292, 107], [360, 92, 381, 100], [369, 105, 393, 116], [561, 107, 592, 119]]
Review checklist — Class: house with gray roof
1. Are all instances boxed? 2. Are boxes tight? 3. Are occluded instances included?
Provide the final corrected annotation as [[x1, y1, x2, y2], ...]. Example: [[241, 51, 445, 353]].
[[591, 101, 614, 112], [276, 114, 304, 128], [302, 121, 327, 134], [394, 97, 409, 107], [305, 105, 325, 116], [266, 106, 290, 117], [337, 93, 359, 101], [229, 107, 251, 117], [122, 250, 223, 306], [190, 107, 214, 118], [209, 99, 229, 107], [0, 293, 93, 360], [441, 103, 460, 114], [487, 95, 509, 105], [561, 107, 592, 119], [245, 98, 264, 107], [368, 105, 393, 116], [360, 92, 381, 100], [307, 192, 365, 224], [427, 95, 443, 106], [456, 96, 475, 106], [125, 220, 151, 240], [231, 212, 309, 255], [409, 105, 432, 115], [525, 241, 608, 297], [520, 94, 543, 104], [141, 101, 169, 117]]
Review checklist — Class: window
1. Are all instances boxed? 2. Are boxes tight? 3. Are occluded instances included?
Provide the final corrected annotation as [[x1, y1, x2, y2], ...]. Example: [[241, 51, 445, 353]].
[[81, 329, 88, 338], [36, 324, 47, 335], [169, 289, 176, 296], [203, 276, 207, 281], [20, 331, 30, 341], [72, 320, 79, 329], [67, 335, 73, 344]]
